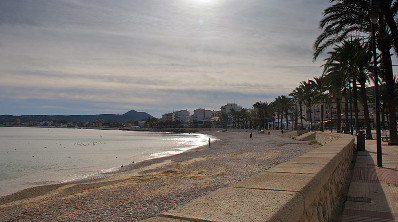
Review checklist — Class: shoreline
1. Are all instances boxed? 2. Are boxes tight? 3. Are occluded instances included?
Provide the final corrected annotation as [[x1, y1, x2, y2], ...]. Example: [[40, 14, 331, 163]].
[[0, 125, 210, 134], [0, 130, 220, 204], [0, 128, 216, 198], [0, 130, 318, 221]]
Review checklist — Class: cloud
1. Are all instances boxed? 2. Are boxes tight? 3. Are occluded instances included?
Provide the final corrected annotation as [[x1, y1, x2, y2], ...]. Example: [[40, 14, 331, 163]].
[[0, 0, 329, 116]]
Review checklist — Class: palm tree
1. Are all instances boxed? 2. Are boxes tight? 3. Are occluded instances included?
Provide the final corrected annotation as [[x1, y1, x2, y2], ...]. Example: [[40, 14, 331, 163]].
[[298, 80, 317, 131], [239, 108, 250, 129], [369, 0, 398, 54], [253, 101, 270, 130], [314, 0, 397, 143], [322, 55, 346, 133], [271, 97, 283, 130], [229, 108, 238, 128], [279, 95, 292, 130], [290, 87, 305, 129], [323, 39, 374, 137], [313, 76, 329, 132], [219, 111, 229, 129], [351, 40, 373, 139]]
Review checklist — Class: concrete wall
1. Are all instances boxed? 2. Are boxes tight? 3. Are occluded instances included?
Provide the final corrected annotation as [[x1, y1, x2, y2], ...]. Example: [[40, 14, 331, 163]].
[[146, 132, 354, 222], [296, 131, 342, 146]]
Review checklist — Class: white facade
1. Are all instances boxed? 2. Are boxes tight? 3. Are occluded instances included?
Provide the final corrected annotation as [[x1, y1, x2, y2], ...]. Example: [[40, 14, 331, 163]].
[[221, 103, 242, 113], [174, 110, 190, 123], [193, 109, 212, 121]]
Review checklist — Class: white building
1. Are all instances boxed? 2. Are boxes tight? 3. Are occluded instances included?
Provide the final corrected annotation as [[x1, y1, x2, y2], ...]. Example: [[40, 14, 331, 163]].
[[174, 110, 190, 125], [221, 103, 242, 113], [193, 108, 212, 121]]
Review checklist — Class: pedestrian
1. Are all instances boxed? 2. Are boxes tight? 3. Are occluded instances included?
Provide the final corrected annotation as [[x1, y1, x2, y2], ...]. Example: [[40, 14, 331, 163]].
[[250, 132, 252, 139], [208, 138, 211, 148]]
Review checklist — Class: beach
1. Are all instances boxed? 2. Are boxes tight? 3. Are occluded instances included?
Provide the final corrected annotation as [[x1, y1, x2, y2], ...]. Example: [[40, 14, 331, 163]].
[[0, 130, 318, 221]]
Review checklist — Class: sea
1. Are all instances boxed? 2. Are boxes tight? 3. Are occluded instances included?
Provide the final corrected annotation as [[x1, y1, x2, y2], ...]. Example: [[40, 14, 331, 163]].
[[0, 127, 216, 197]]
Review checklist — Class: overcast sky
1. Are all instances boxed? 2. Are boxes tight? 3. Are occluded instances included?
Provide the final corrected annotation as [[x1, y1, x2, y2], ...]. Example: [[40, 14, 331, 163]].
[[0, 0, 330, 117]]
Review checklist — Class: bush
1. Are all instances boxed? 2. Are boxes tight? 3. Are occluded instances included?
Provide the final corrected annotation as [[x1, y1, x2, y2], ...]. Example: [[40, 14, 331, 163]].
[[309, 140, 322, 146]]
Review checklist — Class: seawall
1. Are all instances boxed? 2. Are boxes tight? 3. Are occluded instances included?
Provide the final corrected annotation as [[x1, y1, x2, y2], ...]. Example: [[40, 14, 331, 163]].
[[145, 132, 355, 221]]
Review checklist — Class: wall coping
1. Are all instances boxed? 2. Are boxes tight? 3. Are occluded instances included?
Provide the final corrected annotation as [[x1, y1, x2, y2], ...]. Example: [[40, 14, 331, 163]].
[[146, 132, 355, 222]]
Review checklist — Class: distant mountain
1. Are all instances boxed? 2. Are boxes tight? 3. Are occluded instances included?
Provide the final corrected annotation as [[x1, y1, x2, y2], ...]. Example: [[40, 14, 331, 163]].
[[0, 110, 153, 123]]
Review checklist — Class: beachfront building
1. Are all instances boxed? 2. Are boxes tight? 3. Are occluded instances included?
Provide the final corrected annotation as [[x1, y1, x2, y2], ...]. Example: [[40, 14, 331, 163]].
[[193, 109, 212, 121], [192, 108, 217, 127], [211, 110, 221, 119], [174, 110, 190, 127], [162, 112, 175, 122], [220, 103, 244, 128], [221, 103, 242, 114]]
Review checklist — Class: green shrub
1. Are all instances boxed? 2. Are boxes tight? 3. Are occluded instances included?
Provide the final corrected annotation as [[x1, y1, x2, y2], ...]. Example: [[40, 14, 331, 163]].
[[309, 140, 322, 146]]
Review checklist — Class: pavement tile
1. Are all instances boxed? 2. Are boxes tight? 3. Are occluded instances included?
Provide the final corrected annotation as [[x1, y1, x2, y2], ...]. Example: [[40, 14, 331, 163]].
[[342, 139, 398, 222], [344, 182, 392, 213]]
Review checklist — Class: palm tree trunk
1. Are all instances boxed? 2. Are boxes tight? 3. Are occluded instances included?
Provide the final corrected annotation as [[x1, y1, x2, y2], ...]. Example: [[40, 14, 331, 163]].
[[277, 111, 280, 130], [308, 101, 312, 131], [285, 109, 289, 130], [353, 78, 359, 133], [359, 78, 373, 139], [337, 99, 342, 133], [344, 91, 349, 134], [385, 74, 398, 144], [273, 115, 275, 130], [379, 1, 398, 54], [300, 102, 303, 129], [294, 104, 298, 130], [378, 37, 398, 144], [321, 104, 324, 132], [330, 101, 333, 132], [381, 105, 386, 130]]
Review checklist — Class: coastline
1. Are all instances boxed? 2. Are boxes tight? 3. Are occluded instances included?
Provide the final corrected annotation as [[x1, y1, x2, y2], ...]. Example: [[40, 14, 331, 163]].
[[0, 125, 207, 134], [0, 130, 318, 221], [0, 128, 215, 197]]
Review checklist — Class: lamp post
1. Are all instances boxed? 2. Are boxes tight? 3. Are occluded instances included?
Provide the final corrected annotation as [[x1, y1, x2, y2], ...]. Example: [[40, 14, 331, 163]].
[[369, 2, 382, 167], [349, 78, 354, 135]]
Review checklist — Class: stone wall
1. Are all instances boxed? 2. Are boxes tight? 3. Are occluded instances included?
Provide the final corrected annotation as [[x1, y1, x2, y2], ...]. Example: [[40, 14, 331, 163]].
[[297, 133, 354, 221], [146, 132, 355, 222], [296, 131, 342, 145]]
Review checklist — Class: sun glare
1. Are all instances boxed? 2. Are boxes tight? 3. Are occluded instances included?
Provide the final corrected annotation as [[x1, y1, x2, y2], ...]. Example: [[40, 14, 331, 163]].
[[194, 0, 212, 3], [190, 0, 220, 6]]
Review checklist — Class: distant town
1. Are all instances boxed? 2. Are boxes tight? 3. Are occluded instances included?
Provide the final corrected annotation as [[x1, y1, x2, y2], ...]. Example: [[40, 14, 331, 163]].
[[0, 103, 246, 129], [0, 99, 377, 133]]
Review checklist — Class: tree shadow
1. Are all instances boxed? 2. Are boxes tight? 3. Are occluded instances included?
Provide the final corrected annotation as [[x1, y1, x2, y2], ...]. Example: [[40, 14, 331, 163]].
[[341, 150, 397, 221]]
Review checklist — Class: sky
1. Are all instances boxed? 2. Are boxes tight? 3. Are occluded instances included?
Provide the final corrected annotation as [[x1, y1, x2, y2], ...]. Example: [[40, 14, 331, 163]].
[[0, 0, 331, 118]]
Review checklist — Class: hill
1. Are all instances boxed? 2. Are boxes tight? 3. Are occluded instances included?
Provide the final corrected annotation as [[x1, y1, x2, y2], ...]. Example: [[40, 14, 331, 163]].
[[0, 110, 153, 123]]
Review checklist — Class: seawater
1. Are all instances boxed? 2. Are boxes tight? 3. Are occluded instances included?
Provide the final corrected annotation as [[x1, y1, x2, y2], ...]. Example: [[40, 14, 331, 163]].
[[0, 127, 216, 197]]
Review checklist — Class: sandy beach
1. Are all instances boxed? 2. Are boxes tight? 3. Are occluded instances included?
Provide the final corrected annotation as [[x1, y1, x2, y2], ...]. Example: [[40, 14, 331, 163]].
[[0, 130, 318, 221]]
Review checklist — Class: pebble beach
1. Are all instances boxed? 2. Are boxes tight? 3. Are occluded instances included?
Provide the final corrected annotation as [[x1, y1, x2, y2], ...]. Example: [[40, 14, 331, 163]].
[[0, 130, 318, 221]]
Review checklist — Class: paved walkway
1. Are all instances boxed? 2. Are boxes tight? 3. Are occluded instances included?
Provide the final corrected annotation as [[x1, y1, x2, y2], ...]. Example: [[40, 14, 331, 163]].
[[342, 139, 398, 221]]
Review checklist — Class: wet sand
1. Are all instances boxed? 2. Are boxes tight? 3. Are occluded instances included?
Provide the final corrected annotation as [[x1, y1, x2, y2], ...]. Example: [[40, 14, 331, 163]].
[[0, 130, 318, 221]]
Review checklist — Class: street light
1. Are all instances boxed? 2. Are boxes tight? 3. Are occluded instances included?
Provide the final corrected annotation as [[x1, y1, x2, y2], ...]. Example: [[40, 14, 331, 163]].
[[369, 2, 382, 167]]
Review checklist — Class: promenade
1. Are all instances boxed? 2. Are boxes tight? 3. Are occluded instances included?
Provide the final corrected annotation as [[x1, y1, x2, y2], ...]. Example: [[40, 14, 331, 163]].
[[342, 139, 398, 221]]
